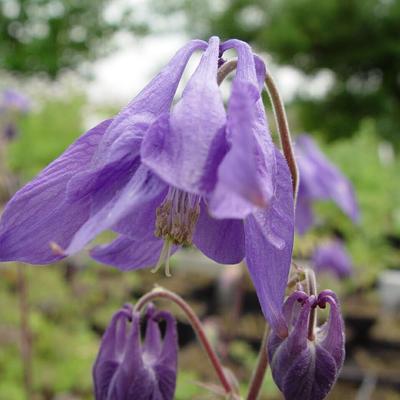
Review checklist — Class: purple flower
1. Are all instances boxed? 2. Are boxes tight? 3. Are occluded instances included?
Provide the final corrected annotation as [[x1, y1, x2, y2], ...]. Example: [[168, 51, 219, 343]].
[[268, 290, 345, 400], [0, 37, 294, 333], [295, 134, 359, 234], [93, 304, 178, 400], [312, 240, 353, 279], [0, 89, 30, 140], [0, 89, 31, 114]]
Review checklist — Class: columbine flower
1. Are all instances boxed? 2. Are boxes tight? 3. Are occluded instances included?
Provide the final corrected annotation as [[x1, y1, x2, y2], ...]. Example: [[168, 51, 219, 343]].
[[0, 89, 30, 140], [295, 134, 359, 234], [0, 37, 294, 333], [268, 290, 345, 400], [93, 304, 178, 400], [312, 239, 353, 279]]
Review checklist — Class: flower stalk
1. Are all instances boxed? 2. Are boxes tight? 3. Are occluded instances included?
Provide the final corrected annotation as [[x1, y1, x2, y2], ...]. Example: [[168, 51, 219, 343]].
[[134, 287, 237, 397], [264, 73, 298, 198]]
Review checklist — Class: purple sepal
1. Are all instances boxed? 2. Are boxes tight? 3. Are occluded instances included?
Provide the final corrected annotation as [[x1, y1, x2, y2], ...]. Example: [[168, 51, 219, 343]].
[[268, 290, 345, 400], [93, 304, 178, 400], [295, 134, 359, 234]]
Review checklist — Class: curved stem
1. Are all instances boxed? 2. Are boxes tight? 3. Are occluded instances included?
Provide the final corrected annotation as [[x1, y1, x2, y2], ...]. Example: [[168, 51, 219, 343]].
[[134, 287, 235, 396], [246, 325, 270, 400], [264, 73, 299, 199], [217, 59, 237, 85]]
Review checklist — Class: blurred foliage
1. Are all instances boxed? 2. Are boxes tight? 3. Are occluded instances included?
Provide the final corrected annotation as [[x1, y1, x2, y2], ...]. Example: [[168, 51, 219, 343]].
[[7, 93, 86, 180], [151, 0, 400, 146], [0, 0, 147, 77]]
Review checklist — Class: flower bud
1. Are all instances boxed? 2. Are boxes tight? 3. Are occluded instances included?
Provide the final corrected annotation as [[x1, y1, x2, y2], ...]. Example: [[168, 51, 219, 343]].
[[268, 290, 345, 400], [93, 303, 178, 400]]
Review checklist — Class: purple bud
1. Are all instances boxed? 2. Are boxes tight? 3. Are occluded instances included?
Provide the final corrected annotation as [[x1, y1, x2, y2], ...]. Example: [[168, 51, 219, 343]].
[[268, 290, 345, 400], [93, 303, 178, 400], [312, 240, 353, 279]]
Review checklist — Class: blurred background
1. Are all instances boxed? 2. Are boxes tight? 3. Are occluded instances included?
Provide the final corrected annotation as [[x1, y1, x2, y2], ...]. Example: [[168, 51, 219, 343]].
[[0, 0, 400, 399]]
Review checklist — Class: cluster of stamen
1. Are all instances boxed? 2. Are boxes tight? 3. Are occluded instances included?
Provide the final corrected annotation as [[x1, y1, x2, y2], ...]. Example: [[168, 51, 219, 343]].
[[152, 187, 201, 276]]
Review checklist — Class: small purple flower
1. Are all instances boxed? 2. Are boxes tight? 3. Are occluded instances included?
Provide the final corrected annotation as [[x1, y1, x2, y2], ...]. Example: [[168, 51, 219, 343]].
[[0, 89, 30, 140], [0, 89, 31, 114], [0, 37, 294, 333], [312, 239, 353, 279], [93, 304, 178, 400], [268, 290, 345, 400], [295, 134, 359, 234]]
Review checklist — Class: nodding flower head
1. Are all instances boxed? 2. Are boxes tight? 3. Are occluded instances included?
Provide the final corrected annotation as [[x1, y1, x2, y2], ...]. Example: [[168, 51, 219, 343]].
[[268, 290, 345, 400], [93, 304, 178, 400], [0, 37, 294, 334]]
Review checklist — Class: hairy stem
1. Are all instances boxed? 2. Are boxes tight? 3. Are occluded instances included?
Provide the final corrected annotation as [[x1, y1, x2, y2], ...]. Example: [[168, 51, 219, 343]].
[[217, 59, 237, 85], [135, 287, 236, 396], [264, 73, 299, 199]]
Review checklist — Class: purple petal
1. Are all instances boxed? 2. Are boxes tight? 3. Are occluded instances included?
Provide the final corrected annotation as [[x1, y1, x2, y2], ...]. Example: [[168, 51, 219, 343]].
[[65, 166, 167, 255], [244, 149, 294, 335], [112, 185, 167, 241], [296, 134, 359, 224], [152, 310, 179, 400], [93, 306, 133, 400], [95, 39, 207, 163], [193, 201, 245, 264], [143, 305, 162, 359], [210, 40, 276, 219], [0, 119, 111, 264], [141, 36, 227, 195], [109, 313, 152, 400], [90, 235, 177, 271], [317, 293, 345, 370], [313, 240, 353, 279], [295, 185, 315, 235], [282, 345, 337, 400]]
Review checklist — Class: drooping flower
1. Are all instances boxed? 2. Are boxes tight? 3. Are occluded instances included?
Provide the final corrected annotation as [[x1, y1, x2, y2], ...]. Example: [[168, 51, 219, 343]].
[[312, 239, 353, 279], [295, 134, 359, 234], [0, 37, 294, 333], [0, 89, 30, 140], [268, 290, 345, 400], [93, 304, 178, 400]]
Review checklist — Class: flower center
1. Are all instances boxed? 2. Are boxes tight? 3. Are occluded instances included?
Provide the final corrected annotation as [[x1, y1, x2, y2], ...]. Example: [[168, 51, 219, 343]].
[[152, 187, 201, 276]]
